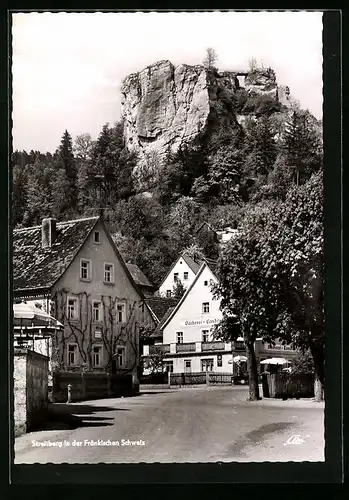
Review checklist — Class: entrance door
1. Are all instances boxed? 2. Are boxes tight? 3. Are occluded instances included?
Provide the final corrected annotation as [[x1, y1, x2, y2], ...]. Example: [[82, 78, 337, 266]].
[[184, 360, 191, 373]]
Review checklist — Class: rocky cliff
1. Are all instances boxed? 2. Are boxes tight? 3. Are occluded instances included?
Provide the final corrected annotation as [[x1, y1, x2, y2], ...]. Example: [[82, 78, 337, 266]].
[[120, 60, 286, 164]]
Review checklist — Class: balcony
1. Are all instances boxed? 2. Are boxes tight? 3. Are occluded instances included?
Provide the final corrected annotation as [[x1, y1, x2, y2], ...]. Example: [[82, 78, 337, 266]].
[[234, 342, 245, 351], [202, 341, 225, 351], [176, 342, 196, 353], [149, 344, 170, 354]]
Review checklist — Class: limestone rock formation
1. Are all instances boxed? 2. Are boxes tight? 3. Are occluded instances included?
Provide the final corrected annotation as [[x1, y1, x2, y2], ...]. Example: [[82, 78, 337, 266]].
[[120, 60, 287, 165], [121, 60, 212, 162]]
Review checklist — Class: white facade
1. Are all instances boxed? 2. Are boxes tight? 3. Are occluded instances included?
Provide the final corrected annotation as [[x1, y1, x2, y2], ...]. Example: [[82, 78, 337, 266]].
[[158, 264, 233, 374], [158, 255, 196, 298]]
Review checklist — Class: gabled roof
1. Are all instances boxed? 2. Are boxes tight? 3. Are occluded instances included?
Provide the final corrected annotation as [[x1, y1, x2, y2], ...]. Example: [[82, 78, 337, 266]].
[[158, 251, 218, 290], [145, 297, 180, 323], [182, 253, 203, 275], [195, 221, 216, 234], [13, 217, 99, 293], [151, 306, 177, 338], [126, 263, 154, 289], [159, 262, 219, 333]]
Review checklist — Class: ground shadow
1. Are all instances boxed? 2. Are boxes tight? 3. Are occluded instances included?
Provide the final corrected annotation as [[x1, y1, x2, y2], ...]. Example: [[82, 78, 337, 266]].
[[34, 403, 129, 431], [225, 421, 295, 458], [138, 391, 178, 395]]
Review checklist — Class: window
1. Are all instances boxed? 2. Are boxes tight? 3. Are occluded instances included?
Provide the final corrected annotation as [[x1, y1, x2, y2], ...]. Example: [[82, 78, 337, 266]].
[[67, 297, 79, 320], [93, 345, 102, 367], [183, 272, 189, 280], [209, 279, 214, 286], [104, 262, 114, 283], [166, 290, 172, 298], [80, 259, 91, 281], [115, 346, 125, 368], [204, 280, 208, 286], [202, 330, 209, 343], [217, 354, 222, 367], [174, 272, 179, 282], [202, 302, 210, 313], [201, 358, 214, 372], [184, 360, 191, 373], [67, 344, 78, 365], [93, 231, 100, 244], [92, 301, 102, 322], [163, 361, 174, 373], [176, 332, 183, 344], [117, 303, 126, 323]]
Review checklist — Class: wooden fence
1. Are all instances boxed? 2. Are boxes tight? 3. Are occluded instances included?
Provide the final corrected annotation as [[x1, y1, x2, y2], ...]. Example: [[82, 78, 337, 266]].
[[141, 371, 233, 387], [262, 373, 315, 398]]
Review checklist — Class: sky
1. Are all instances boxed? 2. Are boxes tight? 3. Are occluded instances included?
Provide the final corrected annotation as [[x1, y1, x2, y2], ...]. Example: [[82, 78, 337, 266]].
[[12, 11, 323, 153]]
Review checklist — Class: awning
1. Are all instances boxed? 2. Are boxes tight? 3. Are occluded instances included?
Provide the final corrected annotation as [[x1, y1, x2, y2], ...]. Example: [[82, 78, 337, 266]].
[[13, 302, 63, 329], [233, 355, 247, 362], [260, 357, 292, 365]]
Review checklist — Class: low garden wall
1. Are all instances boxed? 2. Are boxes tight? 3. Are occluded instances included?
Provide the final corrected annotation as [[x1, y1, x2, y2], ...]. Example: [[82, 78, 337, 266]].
[[52, 371, 137, 402], [14, 348, 49, 436]]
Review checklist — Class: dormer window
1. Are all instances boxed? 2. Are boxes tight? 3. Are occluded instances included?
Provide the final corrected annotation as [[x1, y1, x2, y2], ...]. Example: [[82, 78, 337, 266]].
[[93, 231, 101, 244]]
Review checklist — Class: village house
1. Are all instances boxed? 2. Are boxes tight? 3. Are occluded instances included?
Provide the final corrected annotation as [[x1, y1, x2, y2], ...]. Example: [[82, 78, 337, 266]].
[[13, 216, 155, 395], [144, 259, 298, 377], [157, 251, 218, 298], [145, 261, 235, 373]]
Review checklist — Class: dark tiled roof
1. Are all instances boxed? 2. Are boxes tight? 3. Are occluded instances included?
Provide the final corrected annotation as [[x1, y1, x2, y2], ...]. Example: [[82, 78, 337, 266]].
[[151, 306, 177, 337], [195, 221, 216, 233], [126, 263, 154, 288], [13, 217, 99, 292], [145, 297, 179, 323], [182, 254, 203, 274], [182, 254, 218, 276]]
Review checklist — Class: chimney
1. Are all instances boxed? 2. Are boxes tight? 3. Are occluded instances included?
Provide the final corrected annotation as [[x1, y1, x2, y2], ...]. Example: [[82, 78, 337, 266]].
[[42, 218, 57, 249]]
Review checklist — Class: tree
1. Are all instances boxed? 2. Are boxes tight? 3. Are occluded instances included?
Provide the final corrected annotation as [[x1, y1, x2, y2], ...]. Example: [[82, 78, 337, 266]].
[[51, 130, 78, 216], [206, 146, 246, 205], [78, 122, 137, 213], [262, 171, 324, 400], [203, 48, 218, 69], [23, 160, 55, 226], [290, 350, 315, 376], [183, 243, 206, 262], [12, 164, 28, 226], [214, 171, 324, 401], [143, 346, 166, 374], [282, 110, 322, 186], [172, 279, 186, 299], [74, 133, 95, 163], [213, 202, 278, 400]]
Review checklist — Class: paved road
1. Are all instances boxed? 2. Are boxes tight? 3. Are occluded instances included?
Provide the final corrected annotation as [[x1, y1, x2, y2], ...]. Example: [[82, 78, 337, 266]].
[[14, 387, 324, 463]]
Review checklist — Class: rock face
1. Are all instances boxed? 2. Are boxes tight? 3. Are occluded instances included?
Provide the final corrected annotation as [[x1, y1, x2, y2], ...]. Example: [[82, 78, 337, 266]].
[[121, 60, 212, 162], [244, 67, 278, 99], [120, 60, 285, 164]]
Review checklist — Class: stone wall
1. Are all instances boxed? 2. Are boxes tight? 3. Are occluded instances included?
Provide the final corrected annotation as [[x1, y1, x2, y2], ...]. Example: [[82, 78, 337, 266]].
[[14, 348, 49, 436]]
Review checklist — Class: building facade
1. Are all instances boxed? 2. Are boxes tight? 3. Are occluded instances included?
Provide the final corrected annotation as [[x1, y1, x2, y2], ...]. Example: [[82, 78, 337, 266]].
[[13, 216, 155, 391], [158, 252, 217, 298], [144, 262, 235, 373], [143, 261, 299, 376]]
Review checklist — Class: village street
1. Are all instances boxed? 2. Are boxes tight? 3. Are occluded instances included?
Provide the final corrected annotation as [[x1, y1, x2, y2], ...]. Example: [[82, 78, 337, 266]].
[[14, 386, 324, 464]]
